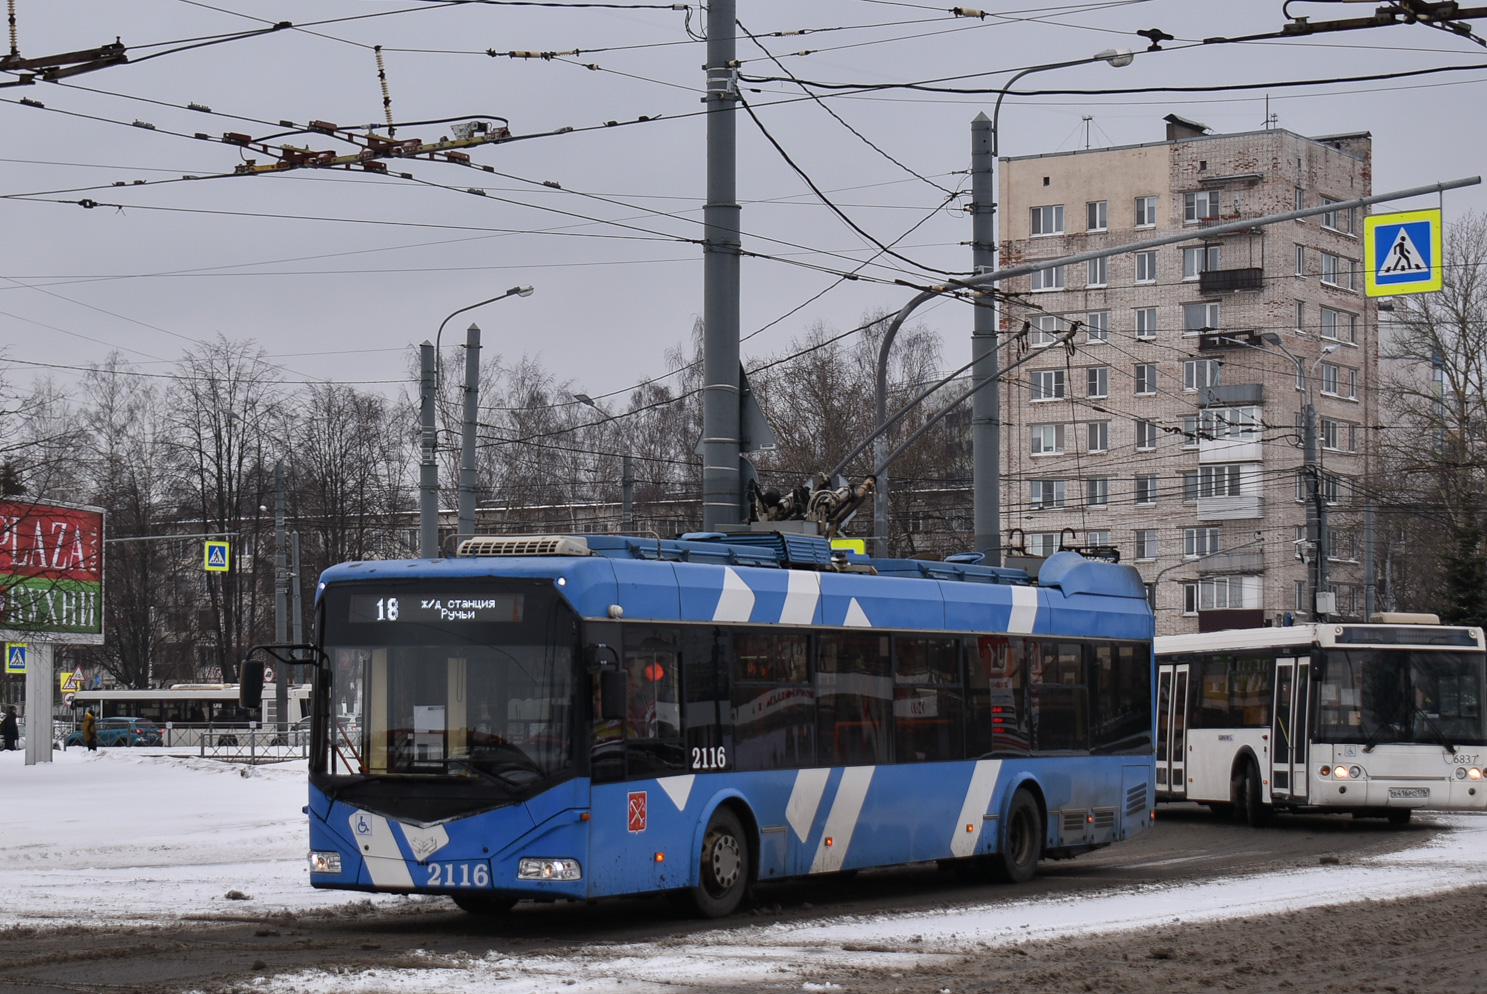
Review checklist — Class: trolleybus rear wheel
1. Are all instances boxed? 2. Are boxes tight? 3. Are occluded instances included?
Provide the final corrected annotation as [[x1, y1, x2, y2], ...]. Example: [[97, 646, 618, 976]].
[[685, 807, 750, 918], [1235, 760, 1271, 827], [991, 789, 1042, 884], [452, 893, 518, 916]]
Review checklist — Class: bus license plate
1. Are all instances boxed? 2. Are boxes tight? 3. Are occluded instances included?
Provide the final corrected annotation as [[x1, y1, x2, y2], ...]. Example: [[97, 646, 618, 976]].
[[423, 860, 492, 889], [1388, 787, 1428, 799]]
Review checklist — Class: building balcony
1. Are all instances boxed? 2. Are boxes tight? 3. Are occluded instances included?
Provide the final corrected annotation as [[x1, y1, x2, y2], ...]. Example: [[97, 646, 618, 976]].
[[1199, 267, 1264, 294], [1197, 329, 1262, 351], [1198, 549, 1265, 573], [1201, 383, 1264, 407], [1198, 437, 1264, 463], [1196, 495, 1265, 520]]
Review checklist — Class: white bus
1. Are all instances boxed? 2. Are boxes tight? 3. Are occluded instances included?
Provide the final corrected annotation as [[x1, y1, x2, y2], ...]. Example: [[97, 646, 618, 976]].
[[72, 684, 310, 733], [1154, 615, 1486, 825]]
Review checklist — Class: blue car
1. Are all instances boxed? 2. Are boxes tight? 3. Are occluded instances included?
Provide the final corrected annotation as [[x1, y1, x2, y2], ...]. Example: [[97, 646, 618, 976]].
[[65, 717, 163, 747]]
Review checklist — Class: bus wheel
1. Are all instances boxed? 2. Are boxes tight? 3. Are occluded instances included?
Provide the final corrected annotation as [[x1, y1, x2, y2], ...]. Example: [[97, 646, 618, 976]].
[[991, 789, 1042, 884], [452, 893, 517, 916], [1236, 761, 1271, 827], [1387, 808, 1412, 826], [685, 807, 750, 918]]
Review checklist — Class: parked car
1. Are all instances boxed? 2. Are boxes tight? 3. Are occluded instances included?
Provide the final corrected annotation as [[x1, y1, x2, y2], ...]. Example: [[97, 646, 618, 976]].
[[64, 717, 162, 747]]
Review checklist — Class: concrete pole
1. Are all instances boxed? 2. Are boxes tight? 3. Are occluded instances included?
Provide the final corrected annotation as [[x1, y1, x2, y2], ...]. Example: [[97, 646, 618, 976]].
[[418, 340, 438, 557], [701, 0, 741, 530], [970, 111, 1001, 564], [23, 642, 53, 765], [458, 322, 482, 544], [1364, 504, 1376, 619], [621, 455, 635, 533], [274, 461, 288, 733], [873, 339, 892, 558], [1303, 399, 1322, 618]]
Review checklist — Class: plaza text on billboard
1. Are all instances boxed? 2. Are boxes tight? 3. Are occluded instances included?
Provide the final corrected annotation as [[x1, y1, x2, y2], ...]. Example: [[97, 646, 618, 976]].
[[0, 500, 105, 638]]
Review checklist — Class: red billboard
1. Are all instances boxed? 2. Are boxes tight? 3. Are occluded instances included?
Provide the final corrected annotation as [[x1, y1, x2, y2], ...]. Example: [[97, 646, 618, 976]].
[[0, 500, 105, 641]]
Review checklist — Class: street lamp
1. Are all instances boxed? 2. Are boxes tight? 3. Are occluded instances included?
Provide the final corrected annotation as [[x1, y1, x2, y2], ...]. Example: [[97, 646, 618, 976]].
[[574, 394, 636, 534], [1150, 531, 1265, 618], [419, 285, 534, 557], [1250, 332, 1340, 617], [867, 49, 1133, 560]]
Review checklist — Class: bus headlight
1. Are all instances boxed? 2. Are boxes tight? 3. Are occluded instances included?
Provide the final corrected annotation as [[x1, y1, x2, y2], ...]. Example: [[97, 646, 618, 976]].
[[1334, 767, 1350, 779], [517, 857, 582, 881], [309, 851, 342, 874], [1470, 768, 1482, 780], [1349, 766, 1363, 780]]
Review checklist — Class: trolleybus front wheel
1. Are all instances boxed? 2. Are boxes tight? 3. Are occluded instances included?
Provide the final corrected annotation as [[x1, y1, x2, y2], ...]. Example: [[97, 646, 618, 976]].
[[452, 893, 518, 917], [991, 789, 1042, 884], [684, 807, 750, 918]]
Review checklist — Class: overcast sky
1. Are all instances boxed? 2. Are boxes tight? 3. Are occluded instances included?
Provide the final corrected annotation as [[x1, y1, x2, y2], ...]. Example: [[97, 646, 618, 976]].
[[4, 1, 1486, 410]]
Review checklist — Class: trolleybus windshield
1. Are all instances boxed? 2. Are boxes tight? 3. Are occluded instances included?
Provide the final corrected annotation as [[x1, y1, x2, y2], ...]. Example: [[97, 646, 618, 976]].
[[1315, 648, 1487, 749], [320, 579, 580, 791]]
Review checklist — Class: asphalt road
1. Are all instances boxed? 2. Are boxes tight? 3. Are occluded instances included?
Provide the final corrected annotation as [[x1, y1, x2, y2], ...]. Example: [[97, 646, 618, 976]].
[[0, 805, 1443, 994]]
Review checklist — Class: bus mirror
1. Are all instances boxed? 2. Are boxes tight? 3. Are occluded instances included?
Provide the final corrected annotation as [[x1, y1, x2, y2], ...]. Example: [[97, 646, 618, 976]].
[[239, 661, 266, 710], [585, 643, 619, 673], [599, 669, 628, 722]]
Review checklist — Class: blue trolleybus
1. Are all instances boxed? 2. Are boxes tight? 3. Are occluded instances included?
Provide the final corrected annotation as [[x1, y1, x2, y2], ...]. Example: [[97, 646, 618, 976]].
[[268, 531, 1155, 917]]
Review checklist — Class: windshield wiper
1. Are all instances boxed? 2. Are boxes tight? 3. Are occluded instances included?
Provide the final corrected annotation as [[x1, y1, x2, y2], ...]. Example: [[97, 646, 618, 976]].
[[1412, 708, 1457, 755], [1361, 718, 1397, 753]]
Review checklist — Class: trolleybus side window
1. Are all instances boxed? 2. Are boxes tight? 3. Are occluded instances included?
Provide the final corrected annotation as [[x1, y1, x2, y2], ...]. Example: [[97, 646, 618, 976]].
[[682, 625, 730, 768], [892, 636, 963, 764], [967, 634, 1031, 758], [1030, 642, 1090, 753], [817, 632, 893, 766], [622, 626, 684, 778], [731, 630, 815, 771], [1091, 642, 1152, 754]]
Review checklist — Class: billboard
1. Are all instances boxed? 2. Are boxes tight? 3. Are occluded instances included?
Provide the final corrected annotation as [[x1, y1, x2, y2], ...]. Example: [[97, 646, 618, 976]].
[[0, 500, 105, 644]]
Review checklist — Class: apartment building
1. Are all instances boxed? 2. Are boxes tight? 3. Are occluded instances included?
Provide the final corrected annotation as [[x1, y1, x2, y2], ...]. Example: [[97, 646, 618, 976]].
[[998, 115, 1376, 635]]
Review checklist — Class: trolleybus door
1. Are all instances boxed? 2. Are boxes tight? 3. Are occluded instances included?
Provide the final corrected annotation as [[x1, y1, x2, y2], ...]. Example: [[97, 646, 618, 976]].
[[1156, 663, 1189, 797], [1270, 657, 1310, 801]]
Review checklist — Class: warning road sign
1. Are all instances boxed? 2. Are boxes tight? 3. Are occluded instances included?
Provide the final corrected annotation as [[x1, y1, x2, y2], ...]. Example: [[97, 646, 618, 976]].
[[1365, 208, 1442, 296], [60, 669, 81, 692], [204, 540, 231, 572], [5, 643, 26, 674]]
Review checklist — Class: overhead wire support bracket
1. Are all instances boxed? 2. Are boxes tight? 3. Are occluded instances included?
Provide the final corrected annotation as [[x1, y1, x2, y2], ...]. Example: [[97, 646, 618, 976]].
[[0, 39, 126, 82], [224, 121, 514, 175]]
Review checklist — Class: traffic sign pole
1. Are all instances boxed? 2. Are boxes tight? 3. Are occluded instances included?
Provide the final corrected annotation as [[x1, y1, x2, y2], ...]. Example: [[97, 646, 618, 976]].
[[24, 642, 54, 765]]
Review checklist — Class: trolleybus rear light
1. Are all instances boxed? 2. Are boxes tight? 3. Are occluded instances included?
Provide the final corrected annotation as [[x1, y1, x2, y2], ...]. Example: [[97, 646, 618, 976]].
[[518, 858, 582, 881]]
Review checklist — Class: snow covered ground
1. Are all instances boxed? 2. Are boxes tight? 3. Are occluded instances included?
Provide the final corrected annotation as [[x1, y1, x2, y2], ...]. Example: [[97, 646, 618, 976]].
[[5, 748, 1486, 992]]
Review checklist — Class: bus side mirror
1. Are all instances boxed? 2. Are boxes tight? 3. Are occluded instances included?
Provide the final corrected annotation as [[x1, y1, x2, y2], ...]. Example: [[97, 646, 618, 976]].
[[239, 661, 265, 710], [599, 669, 628, 723]]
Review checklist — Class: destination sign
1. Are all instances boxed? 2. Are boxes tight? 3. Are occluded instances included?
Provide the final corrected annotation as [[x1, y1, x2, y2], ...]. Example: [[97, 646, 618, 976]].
[[348, 593, 524, 625]]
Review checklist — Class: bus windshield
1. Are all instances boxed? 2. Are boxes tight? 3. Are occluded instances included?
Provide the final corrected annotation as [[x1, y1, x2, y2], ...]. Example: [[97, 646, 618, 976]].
[[321, 579, 579, 789], [1315, 649, 1487, 749]]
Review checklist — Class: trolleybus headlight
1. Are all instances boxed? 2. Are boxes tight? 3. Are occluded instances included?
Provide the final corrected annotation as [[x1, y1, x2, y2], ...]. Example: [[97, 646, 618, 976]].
[[1334, 767, 1349, 779], [1349, 766, 1362, 779], [308, 851, 342, 874], [1470, 768, 1482, 780], [518, 857, 582, 881]]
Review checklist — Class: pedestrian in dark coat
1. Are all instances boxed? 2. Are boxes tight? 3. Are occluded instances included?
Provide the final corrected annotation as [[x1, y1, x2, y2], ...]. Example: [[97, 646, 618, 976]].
[[1, 706, 18, 750], [83, 709, 98, 751]]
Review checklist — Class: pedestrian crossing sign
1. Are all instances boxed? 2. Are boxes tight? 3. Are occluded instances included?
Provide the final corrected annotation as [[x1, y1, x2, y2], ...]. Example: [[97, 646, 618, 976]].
[[1364, 208, 1442, 296], [204, 540, 230, 572], [5, 643, 25, 674]]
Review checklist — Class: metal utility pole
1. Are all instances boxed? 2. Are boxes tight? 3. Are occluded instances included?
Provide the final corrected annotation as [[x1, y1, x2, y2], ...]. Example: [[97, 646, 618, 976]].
[[274, 462, 289, 733], [701, 0, 741, 530], [418, 341, 438, 557], [1302, 395, 1324, 617], [457, 322, 482, 544], [969, 111, 1000, 564], [621, 455, 635, 533]]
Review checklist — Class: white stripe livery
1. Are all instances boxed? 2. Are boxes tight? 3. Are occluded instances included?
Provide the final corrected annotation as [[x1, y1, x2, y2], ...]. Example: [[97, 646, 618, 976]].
[[949, 760, 1003, 857], [809, 766, 874, 873]]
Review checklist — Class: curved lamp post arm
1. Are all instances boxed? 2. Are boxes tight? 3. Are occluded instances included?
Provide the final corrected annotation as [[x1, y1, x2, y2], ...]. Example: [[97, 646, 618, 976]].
[[1151, 531, 1266, 611], [434, 284, 534, 382]]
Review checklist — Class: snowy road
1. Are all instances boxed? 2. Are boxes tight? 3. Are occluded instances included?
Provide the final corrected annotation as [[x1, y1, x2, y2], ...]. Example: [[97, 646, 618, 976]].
[[4, 749, 1485, 993]]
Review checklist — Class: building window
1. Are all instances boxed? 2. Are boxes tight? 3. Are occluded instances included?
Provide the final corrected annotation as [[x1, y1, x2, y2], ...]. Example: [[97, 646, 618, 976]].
[[1086, 310, 1110, 343], [1087, 530, 1110, 547], [1181, 417, 1200, 449], [1030, 314, 1063, 347], [1322, 473, 1342, 505], [1134, 307, 1157, 340], [1320, 361, 1356, 398], [1320, 252, 1355, 291], [1190, 575, 1259, 611], [1198, 463, 1244, 497], [1087, 478, 1109, 507], [1348, 367, 1359, 397], [1086, 366, 1109, 398], [1182, 300, 1220, 335], [1135, 195, 1157, 227], [1136, 421, 1158, 451], [1029, 479, 1066, 509], [1030, 423, 1065, 455], [1295, 299, 1306, 332], [1198, 406, 1259, 440], [1295, 186, 1305, 213], [1135, 473, 1158, 503], [1028, 532, 1060, 557], [1183, 358, 1221, 391], [1087, 200, 1108, 231], [1031, 204, 1065, 235], [1087, 420, 1109, 452], [1184, 527, 1221, 558], [1184, 190, 1222, 222], [1031, 368, 1065, 401], [1295, 245, 1306, 277], [1319, 306, 1354, 341], [1321, 418, 1356, 452], [1030, 264, 1066, 291], [1182, 244, 1221, 279], [1134, 528, 1157, 560], [1135, 251, 1157, 283], [1088, 255, 1109, 286], [1134, 363, 1157, 395], [1320, 196, 1354, 235]]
